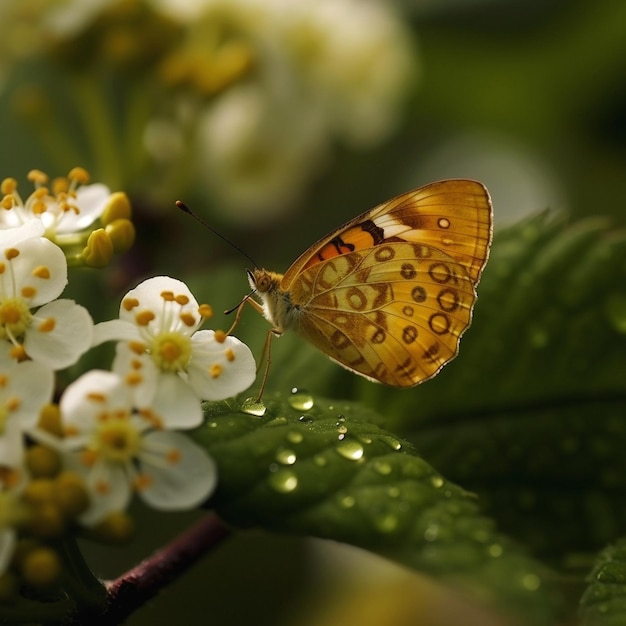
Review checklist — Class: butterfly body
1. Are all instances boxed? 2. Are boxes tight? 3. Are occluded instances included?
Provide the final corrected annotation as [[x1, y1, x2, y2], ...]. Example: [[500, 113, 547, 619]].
[[248, 179, 493, 387]]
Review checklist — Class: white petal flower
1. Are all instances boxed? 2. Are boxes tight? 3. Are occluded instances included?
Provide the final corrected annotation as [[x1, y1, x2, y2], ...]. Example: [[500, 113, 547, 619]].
[[0, 352, 54, 467], [93, 276, 256, 413], [23, 299, 94, 370], [0, 234, 93, 368], [58, 370, 217, 525], [1, 169, 113, 237]]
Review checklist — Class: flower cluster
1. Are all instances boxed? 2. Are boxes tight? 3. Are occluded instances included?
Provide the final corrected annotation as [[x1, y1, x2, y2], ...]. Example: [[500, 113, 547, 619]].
[[1, 0, 417, 223], [0, 169, 256, 594]]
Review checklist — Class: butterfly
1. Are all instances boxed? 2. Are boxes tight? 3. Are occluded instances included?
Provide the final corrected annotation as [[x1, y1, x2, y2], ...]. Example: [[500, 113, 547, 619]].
[[241, 179, 493, 391]]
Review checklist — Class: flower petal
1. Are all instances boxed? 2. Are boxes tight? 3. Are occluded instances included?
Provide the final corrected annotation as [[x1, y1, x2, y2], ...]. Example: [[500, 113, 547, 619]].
[[24, 299, 93, 369], [188, 330, 256, 400], [2, 359, 55, 430], [138, 431, 217, 510], [68, 455, 132, 526], [9, 237, 68, 307], [92, 319, 141, 346], [149, 374, 203, 429], [119, 276, 200, 333], [55, 183, 111, 233], [60, 370, 129, 435]]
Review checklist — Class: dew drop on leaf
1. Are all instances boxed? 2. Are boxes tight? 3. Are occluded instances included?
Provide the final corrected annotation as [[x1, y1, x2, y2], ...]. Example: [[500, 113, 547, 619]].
[[288, 388, 314, 411], [241, 397, 266, 416], [276, 449, 297, 465], [268, 468, 298, 493], [286, 430, 304, 444], [430, 476, 444, 489], [336, 439, 364, 461]]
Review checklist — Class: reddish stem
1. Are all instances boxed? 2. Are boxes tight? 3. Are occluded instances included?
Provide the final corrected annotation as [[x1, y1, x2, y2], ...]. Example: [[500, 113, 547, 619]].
[[96, 512, 231, 624]]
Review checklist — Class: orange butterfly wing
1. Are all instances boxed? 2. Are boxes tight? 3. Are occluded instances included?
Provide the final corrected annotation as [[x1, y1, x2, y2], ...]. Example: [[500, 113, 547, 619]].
[[281, 179, 492, 288], [279, 179, 492, 387]]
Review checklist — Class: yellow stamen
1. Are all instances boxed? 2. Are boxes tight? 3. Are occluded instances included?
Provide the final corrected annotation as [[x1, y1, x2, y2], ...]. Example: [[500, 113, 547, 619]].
[[68, 167, 90, 184], [209, 363, 222, 378], [198, 304, 213, 319], [38, 317, 56, 333], [0, 178, 17, 195], [129, 340, 147, 355], [122, 297, 139, 311], [87, 392, 106, 403], [135, 310, 155, 326], [225, 348, 235, 362], [174, 295, 189, 305], [125, 372, 143, 386], [166, 448, 181, 464], [5, 248, 19, 261], [32, 265, 51, 279], [28, 169, 49, 185], [160, 291, 174, 301], [214, 330, 227, 343], [180, 312, 196, 327], [21, 286, 37, 299], [133, 474, 152, 492]]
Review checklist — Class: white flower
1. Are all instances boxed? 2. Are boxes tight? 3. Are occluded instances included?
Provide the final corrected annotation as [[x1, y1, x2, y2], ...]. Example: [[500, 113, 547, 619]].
[[58, 370, 217, 525], [93, 276, 256, 425], [0, 223, 93, 368], [196, 83, 328, 222], [0, 351, 54, 467], [1, 169, 112, 238]]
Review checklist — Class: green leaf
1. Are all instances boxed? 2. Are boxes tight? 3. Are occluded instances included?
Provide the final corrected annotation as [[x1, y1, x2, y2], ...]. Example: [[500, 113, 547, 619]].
[[580, 538, 626, 626], [193, 394, 563, 625]]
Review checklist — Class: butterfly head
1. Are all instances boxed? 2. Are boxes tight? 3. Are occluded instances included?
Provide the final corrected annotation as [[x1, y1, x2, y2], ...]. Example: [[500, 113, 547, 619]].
[[247, 268, 281, 294]]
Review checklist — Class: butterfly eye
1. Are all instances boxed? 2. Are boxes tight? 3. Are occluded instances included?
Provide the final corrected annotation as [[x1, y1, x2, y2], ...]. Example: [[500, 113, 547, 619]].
[[255, 272, 273, 293]]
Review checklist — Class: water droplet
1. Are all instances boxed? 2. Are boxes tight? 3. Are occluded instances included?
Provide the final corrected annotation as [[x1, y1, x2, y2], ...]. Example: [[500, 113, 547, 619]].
[[605, 293, 626, 334], [374, 514, 398, 533], [374, 460, 392, 476], [336, 439, 364, 461], [382, 436, 402, 451], [336, 415, 345, 423], [359, 436, 372, 445], [288, 388, 314, 411], [207, 421, 218, 428], [276, 449, 297, 465], [430, 476, 444, 488], [488, 544, 503, 558], [265, 416, 287, 427], [520, 573, 541, 591], [339, 495, 356, 509], [298, 415, 314, 424], [313, 454, 327, 467], [336, 424, 348, 435], [286, 430, 303, 444], [268, 468, 298, 493], [241, 397, 266, 417]]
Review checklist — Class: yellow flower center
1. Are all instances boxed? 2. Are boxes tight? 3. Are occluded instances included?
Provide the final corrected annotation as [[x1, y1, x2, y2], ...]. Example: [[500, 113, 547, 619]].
[[151, 332, 192, 372], [94, 417, 141, 463], [0, 298, 32, 341]]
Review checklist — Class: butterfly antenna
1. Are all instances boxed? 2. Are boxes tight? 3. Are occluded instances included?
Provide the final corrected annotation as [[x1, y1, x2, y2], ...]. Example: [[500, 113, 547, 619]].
[[175, 200, 260, 269]]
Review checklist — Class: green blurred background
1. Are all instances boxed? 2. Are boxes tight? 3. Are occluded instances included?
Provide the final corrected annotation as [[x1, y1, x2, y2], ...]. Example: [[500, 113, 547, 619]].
[[2, 0, 625, 624]]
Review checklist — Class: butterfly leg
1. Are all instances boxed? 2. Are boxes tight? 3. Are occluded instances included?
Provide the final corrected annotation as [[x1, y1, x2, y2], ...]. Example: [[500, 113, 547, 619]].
[[255, 327, 282, 401], [225, 295, 265, 336]]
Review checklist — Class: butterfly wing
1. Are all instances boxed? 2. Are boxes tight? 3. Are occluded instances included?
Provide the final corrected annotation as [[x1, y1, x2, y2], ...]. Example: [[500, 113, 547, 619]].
[[288, 242, 477, 386], [281, 179, 492, 290]]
